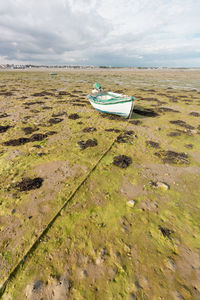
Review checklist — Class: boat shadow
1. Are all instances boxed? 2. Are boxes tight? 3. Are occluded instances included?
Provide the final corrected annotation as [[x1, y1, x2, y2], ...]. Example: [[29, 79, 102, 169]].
[[129, 105, 159, 119]]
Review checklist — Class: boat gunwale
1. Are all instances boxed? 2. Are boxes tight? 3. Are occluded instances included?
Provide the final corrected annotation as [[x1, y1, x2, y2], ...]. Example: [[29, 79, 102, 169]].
[[88, 94, 135, 105]]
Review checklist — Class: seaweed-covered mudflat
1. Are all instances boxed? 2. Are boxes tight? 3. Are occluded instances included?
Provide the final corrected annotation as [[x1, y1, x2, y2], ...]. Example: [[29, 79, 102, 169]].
[[0, 68, 200, 299]]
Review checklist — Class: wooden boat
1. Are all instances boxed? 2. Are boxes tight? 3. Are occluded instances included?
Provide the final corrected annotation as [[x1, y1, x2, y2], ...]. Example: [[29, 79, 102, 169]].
[[88, 83, 135, 118]]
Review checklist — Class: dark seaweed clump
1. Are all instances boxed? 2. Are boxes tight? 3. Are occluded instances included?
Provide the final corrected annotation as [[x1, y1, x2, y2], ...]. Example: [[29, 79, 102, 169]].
[[116, 130, 136, 143], [72, 103, 85, 107], [68, 113, 80, 120], [83, 127, 97, 133], [32, 91, 54, 97], [30, 109, 39, 113], [29, 133, 48, 141], [168, 128, 193, 137], [157, 107, 179, 113], [158, 226, 173, 238], [155, 150, 189, 164], [169, 120, 194, 130], [189, 112, 200, 117], [46, 131, 57, 136], [0, 91, 13, 96], [23, 127, 39, 135], [167, 131, 182, 137], [24, 101, 44, 106], [0, 125, 11, 133], [57, 100, 68, 103], [3, 133, 48, 146], [105, 128, 121, 133], [129, 120, 142, 125], [16, 177, 44, 191], [0, 113, 9, 118], [19, 96, 28, 100], [146, 140, 160, 148], [113, 155, 132, 168], [100, 113, 124, 121], [78, 139, 98, 149], [58, 91, 67, 95], [4, 137, 30, 146], [184, 144, 193, 149], [42, 106, 52, 110], [52, 112, 66, 117], [49, 118, 63, 124]]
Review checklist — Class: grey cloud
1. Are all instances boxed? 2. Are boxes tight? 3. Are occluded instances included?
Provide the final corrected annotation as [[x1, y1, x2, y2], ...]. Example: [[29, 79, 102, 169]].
[[0, 0, 200, 66]]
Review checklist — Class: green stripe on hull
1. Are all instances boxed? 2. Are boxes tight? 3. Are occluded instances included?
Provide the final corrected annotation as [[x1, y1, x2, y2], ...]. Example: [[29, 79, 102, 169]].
[[94, 107, 129, 117], [88, 95, 134, 105]]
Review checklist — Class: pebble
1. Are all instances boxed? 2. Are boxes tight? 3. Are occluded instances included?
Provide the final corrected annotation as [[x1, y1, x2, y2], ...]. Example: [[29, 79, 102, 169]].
[[33, 279, 43, 291], [130, 293, 137, 300], [155, 181, 170, 190], [127, 200, 135, 207]]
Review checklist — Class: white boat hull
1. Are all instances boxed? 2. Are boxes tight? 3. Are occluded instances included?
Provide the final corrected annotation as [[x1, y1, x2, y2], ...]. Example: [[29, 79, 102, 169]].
[[89, 100, 134, 118]]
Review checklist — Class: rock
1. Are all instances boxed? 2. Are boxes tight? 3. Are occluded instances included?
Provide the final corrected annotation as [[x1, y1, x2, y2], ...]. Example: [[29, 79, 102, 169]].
[[152, 181, 170, 190], [127, 200, 135, 207], [11, 208, 16, 214], [130, 292, 137, 300], [167, 259, 176, 271], [33, 279, 43, 291], [96, 257, 103, 265], [80, 269, 88, 278]]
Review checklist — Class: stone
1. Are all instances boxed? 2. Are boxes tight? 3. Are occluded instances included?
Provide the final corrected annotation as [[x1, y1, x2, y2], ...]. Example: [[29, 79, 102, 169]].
[[127, 200, 135, 207], [154, 181, 170, 190]]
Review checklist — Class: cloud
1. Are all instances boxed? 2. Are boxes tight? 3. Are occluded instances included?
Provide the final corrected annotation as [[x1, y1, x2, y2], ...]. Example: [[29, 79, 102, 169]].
[[0, 0, 200, 66]]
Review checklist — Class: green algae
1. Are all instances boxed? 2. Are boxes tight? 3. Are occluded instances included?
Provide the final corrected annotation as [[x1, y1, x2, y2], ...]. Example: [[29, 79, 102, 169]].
[[0, 69, 200, 299]]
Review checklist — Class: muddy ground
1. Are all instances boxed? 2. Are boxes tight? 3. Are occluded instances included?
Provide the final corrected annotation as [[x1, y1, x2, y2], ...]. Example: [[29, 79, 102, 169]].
[[0, 68, 200, 299]]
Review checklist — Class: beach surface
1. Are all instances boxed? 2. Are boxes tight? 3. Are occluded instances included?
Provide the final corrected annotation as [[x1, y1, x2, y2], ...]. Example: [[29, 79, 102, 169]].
[[0, 69, 200, 299]]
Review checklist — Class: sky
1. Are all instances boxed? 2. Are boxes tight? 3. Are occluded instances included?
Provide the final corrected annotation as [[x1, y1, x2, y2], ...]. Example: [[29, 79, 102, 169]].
[[0, 0, 200, 67]]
